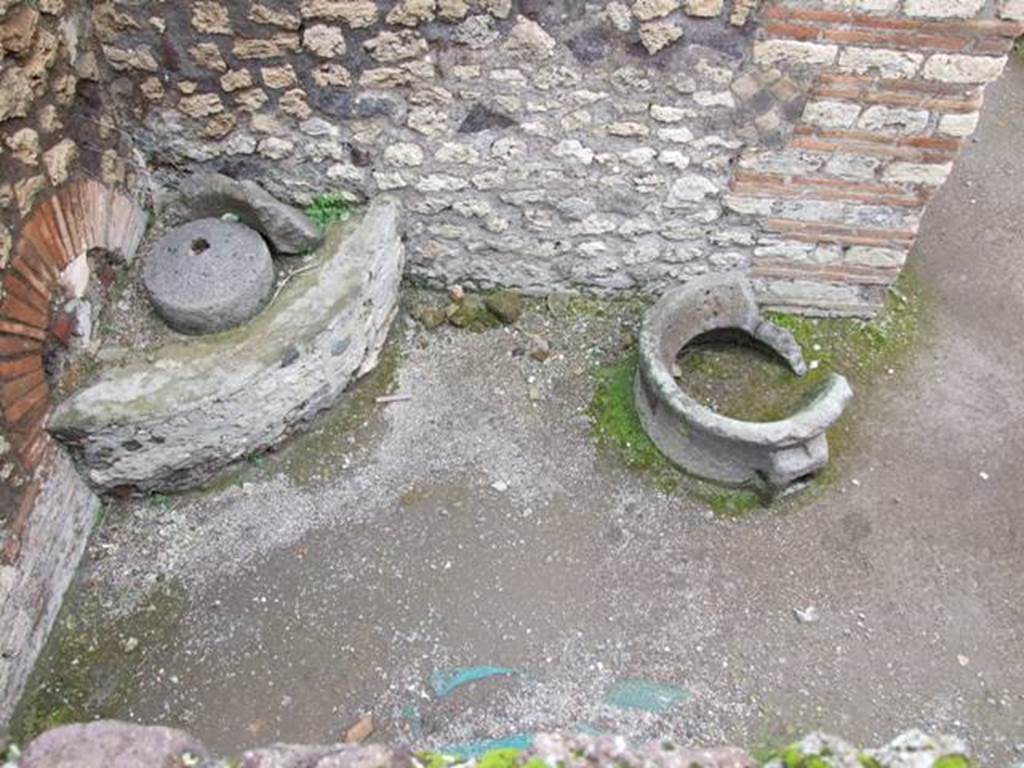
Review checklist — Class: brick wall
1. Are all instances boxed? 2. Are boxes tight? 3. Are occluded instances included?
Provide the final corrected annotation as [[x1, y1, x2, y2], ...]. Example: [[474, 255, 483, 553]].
[[730, 0, 1023, 313]]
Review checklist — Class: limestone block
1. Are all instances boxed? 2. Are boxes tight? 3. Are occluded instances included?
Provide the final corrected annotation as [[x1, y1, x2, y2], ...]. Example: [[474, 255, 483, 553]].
[[882, 161, 953, 185], [232, 34, 301, 58], [632, 0, 680, 20], [178, 93, 224, 118], [999, 0, 1024, 18], [364, 30, 428, 63], [639, 20, 682, 53], [666, 174, 719, 205], [5, 127, 40, 166], [922, 54, 1006, 83], [102, 44, 159, 71], [754, 40, 838, 67], [303, 23, 346, 57], [279, 88, 312, 119], [43, 138, 77, 184], [384, 143, 425, 166], [191, 0, 231, 33], [220, 69, 253, 92], [802, 100, 862, 129], [0, 67, 35, 121], [904, 0, 985, 17], [937, 112, 979, 137], [261, 63, 297, 88], [684, 0, 723, 17], [249, 2, 301, 28], [0, 4, 39, 56], [503, 18, 557, 59], [385, 0, 435, 25], [190, 42, 226, 72], [857, 105, 929, 134], [838, 47, 923, 78]]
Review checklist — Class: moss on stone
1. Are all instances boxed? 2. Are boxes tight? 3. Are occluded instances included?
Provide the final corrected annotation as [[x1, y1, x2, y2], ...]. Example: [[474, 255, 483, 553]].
[[8, 582, 190, 746], [587, 269, 928, 513], [681, 269, 926, 424], [934, 755, 972, 768], [448, 295, 501, 332], [484, 291, 524, 325], [589, 352, 678, 488]]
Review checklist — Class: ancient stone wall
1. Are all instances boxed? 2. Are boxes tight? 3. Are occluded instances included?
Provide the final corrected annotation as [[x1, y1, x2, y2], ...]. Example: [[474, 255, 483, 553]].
[[95, 0, 1023, 317], [0, 1, 131, 728]]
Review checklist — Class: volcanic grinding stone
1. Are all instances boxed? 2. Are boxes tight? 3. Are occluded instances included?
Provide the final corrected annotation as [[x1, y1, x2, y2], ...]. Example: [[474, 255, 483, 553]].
[[143, 219, 275, 334]]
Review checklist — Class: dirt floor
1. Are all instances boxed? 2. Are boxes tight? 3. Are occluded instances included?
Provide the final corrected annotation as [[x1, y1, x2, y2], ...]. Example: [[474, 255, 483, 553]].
[[11, 58, 1024, 764]]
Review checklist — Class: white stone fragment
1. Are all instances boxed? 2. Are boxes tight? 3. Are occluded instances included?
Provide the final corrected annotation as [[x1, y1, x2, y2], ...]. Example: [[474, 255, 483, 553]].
[[923, 54, 1006, 83], [883, 161, 954, 186], [754, 40, 838, 67], [802, 100, 862, 129], [937, 112, 980, 137], [904, 0, 984, 17]]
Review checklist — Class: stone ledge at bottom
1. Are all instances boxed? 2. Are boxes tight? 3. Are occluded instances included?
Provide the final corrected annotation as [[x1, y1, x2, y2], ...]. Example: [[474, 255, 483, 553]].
[[11, 722, 972, 768]]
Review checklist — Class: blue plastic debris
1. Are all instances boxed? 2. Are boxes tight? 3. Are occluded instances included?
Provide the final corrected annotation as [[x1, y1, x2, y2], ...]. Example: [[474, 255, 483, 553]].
[[442, 733, 534, 758], [604, 678, 691, 713], [431, 666, 519, 698]]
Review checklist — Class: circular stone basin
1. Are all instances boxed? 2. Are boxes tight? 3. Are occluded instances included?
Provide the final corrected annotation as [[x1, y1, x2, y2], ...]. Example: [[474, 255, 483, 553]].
[[634, 273, 853, 497], [143, 218, 274, 335]]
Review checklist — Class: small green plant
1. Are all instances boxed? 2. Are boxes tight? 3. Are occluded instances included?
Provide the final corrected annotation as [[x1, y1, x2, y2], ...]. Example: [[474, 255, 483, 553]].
[[478, 748, 522, 768], [149, 493, 173, 512], [1015, 36, 1024, 60], [307, 193, 352, 231]]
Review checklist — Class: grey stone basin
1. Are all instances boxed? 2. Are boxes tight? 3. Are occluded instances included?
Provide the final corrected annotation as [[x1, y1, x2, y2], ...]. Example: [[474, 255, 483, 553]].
[[50, 199, 404, 492], [634, 273, 853, 496]]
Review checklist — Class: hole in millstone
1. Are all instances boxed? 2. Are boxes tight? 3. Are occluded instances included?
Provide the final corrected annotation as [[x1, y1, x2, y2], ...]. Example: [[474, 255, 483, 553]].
[[191, 238, 211, 255]]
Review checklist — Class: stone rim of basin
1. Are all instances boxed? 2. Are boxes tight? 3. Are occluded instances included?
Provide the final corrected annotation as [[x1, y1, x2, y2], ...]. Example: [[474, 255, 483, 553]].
[[634, 273, 853, 495]]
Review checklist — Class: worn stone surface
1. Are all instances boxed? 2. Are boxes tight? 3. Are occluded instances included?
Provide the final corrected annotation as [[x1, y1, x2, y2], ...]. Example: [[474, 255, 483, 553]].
[[177, 173, 324, 254], [12, 723, 972, 768], [142, 219, 275, 335], [19, 720, 208, 768], [635, 273, 852, 494], [0, 452, 98, 728], [50, 199, 404, 492]]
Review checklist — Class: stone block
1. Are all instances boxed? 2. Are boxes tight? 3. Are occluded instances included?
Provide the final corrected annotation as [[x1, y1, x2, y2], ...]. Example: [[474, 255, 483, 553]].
[[754, 40, 838, 67], [923, 54, 1006, 83]]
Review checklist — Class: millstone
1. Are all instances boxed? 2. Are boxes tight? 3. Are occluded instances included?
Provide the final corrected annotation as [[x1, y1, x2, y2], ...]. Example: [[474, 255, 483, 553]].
[[143, 218, 275, 335]]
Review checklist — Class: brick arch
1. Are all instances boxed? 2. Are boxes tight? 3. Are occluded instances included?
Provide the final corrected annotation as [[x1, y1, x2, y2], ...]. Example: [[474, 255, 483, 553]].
[[0, 178, 146, 542]]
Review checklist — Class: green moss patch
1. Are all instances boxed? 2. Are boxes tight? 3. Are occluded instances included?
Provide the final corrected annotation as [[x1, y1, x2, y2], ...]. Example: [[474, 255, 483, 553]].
[[678, 342, 831, 423], [8, 583, 190, 747], [588, 352, 761, 514], [588, 271, 927, 513]]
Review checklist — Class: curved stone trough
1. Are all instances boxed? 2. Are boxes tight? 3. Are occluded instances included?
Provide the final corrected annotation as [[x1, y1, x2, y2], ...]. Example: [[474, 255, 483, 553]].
[[49, 199, 404, 492], [634, 274, 853, 496]]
